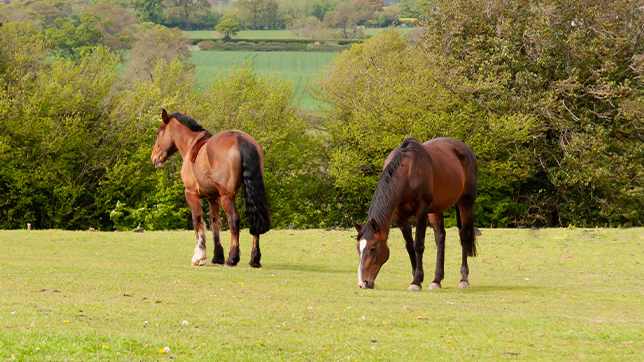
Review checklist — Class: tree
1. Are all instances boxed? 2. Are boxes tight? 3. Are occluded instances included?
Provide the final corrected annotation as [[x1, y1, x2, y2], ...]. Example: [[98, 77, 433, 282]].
[[215, 13, 239, 40], [236, 0, 279, 29], [45, 13, 102, 56], [323, 0, 372, 39], [131, 0, 165, 24], [89, 3, 139, 51], [1, 22, 123, 229], [422, 0, 644, 226], [126, 23, 192, 81], [166, 0, 211, 30]]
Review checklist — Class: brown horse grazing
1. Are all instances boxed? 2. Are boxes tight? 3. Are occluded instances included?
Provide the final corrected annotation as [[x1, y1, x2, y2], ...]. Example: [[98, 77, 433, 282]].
[[353, 136, 478, 291], [150, 109, 270, 267]]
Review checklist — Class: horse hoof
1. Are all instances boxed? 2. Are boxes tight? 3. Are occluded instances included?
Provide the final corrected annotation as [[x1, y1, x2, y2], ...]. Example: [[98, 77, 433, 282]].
[[429, 282, 442, 290], [249, 261, 262, 268], [191, 258, 206, 266], [408, 284, 422, 291], [224, 262, 237, 267], [212, 257, 224, 265], [458, 281, 470, 289]]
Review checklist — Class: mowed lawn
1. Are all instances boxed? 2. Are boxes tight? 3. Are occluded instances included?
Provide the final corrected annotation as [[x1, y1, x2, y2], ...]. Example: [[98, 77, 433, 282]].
[[1, 228, 642, 361], [191, 50, 338, 111]]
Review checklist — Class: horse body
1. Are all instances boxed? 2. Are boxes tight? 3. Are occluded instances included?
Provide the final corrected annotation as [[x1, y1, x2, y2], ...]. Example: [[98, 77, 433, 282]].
[[151, 109, 270, 267], [355, 136, 477, 290]]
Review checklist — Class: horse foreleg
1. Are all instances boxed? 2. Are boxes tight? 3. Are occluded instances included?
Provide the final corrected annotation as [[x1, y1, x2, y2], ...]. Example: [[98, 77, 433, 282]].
[[221, 194, 241, 267], [409, 209, 429, 291], [428, 213, 446, 290], [457, 204, 476, 288], [249, 234, 262, 268], [395, 216, 416, 279], [185, 190, 207, 266], [208, 197, 225, 265]]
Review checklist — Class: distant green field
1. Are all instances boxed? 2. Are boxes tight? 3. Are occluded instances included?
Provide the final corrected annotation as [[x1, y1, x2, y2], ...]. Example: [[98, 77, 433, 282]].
[[184, 28, 414, 40], [190, 50, 339, 111]]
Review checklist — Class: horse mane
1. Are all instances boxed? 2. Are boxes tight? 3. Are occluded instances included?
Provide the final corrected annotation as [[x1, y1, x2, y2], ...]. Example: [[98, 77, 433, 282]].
[[358, 136, 419, 240], [170, 112, 206, 132]]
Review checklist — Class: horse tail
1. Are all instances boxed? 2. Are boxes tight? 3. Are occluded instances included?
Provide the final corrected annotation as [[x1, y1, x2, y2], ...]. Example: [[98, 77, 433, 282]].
[[237, 135, 271, 235]]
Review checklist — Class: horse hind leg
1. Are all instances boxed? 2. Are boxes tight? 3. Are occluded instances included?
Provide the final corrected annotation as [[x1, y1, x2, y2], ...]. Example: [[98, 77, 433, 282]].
[[249, 234, 262, 268], [185, 190, 207, 266], [428, 213, 446, 290], [221, 194, 241, 267], [456, 203, 477, 288], [208, 197, 225, 265]]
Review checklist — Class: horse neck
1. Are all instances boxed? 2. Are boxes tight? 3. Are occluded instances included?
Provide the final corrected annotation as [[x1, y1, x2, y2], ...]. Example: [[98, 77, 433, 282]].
[[367, 182, 404, 240], [168, 121, 200, 159]]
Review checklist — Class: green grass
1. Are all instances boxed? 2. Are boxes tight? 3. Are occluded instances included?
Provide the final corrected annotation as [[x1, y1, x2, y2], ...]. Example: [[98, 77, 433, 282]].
[[1, 228, 642, 361], [190, 50, 338, 111]]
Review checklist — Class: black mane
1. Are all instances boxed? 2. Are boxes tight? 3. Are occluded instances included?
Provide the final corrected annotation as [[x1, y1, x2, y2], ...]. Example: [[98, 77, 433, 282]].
[[358, 137, 419, 240], [171, 112, 206, 132]]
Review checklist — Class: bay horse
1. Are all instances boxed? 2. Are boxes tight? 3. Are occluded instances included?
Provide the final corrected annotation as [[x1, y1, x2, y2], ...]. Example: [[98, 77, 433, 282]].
[[150, 109, 270, 267], [353, 136, 478, 290]]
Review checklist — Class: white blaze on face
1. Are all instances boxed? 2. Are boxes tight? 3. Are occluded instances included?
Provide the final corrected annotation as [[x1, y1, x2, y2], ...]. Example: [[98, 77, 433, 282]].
[[358, 239, 367, 287]]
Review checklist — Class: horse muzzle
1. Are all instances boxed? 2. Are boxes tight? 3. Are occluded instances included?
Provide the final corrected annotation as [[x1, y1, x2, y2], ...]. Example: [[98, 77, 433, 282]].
[[152, 157, 164, 169], [359, 280, 375, 289]]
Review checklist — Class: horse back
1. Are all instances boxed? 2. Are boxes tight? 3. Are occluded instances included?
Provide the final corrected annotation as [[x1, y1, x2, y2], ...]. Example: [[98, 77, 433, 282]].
[[422, 138, 477, 213], [187, 130, 262, 197]]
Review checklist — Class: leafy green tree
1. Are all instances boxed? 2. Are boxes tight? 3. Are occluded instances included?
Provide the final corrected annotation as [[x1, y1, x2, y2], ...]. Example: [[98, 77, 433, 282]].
[[423, 0, 644, 226], [130, 0, 165, 24], [1, 22, 124, 229], [323, 0, 372, 39], [236, 0, 279, 29], [215, 13, 239, 39], [45, 13, 102, 56], [26, 1, 63, 27], [398, 0, 432, 19], [165, 0, 211, 30]]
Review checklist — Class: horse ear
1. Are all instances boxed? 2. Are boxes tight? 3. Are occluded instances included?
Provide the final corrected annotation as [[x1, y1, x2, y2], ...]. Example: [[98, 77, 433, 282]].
[[352, 221, 362, 233], [161, 109, 170, 124], [369, 218, 380, 235]]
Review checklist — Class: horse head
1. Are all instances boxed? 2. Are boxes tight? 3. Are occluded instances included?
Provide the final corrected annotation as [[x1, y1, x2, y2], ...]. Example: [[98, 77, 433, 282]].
[[150, 109, 179, 168], [354, 219, 390, 289]]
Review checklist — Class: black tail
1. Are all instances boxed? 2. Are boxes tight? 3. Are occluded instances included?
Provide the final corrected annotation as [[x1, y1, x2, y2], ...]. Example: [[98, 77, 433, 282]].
[[455, 204, 477, 257], [237, 136, 271, 235]]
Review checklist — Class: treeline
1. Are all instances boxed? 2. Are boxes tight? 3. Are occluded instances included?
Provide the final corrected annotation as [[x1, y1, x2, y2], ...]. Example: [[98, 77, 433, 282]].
[[0, 0, 421, 39], [1, 0, 643, 231]]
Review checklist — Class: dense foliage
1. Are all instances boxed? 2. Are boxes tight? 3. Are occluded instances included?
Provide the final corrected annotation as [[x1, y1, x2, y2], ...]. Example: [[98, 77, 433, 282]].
[[1, 0, 643, 230], [318, 0, 644, 227], [0, 21, 331, 230], [316, 30, 536, 227]]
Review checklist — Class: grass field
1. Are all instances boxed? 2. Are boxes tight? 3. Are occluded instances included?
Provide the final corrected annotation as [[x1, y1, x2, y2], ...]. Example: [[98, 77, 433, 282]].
[[1, 228, 642, 361], [190, 50, 338, 111]]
